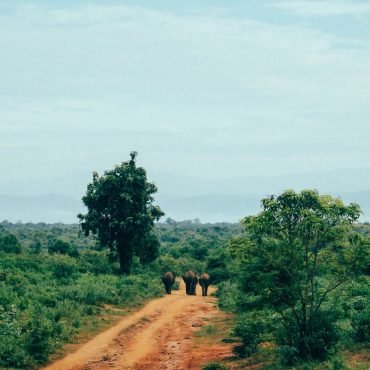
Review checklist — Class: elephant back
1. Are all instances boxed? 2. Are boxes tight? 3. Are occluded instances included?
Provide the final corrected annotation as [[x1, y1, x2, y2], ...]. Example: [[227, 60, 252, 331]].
[[199, 273, 210, 283], [182, 270, 196, 282], [162, 271, 175, 283]]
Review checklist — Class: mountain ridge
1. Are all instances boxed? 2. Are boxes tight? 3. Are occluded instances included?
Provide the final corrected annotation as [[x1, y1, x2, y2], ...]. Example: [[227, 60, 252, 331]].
[[0, 190, 368, 224]]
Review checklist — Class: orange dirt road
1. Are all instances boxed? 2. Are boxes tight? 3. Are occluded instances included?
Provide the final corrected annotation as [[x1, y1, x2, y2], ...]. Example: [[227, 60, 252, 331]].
[[42, 283, 227, 370]]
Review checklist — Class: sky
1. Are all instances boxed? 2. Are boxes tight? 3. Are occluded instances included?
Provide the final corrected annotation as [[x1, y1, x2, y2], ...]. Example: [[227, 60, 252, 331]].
[[1, 0, 370, 185]]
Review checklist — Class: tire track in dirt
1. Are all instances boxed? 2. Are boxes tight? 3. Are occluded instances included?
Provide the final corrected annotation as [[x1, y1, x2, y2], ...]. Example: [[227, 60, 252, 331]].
[[42, 283, 225, 370]]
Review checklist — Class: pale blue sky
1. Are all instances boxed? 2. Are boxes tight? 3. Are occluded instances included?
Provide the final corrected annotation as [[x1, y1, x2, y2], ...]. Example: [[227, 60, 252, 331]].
[[1, 0, 370, 184]]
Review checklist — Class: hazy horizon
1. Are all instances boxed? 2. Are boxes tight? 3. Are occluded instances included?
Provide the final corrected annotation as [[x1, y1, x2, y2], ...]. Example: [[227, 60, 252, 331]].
[[1, 1, 370, 222], [1, 167, 370, 224]]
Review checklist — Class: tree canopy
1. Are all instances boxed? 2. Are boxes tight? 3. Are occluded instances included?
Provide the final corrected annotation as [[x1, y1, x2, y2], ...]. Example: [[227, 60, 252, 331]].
[[78, 152, 164, 274], [228, 189, 367, 360]]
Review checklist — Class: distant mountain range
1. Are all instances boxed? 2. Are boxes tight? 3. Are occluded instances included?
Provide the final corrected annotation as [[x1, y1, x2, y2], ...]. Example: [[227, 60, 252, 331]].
[[152, 167, 370, 197], [0, 168, 369, 223], [158, 191, 370, 223], [0, 194, 84, 224]]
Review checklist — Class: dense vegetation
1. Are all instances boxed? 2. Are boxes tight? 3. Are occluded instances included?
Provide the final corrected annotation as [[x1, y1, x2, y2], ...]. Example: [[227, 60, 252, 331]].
[[155, 219, 242, 281], [0, 187, 369, 369], [0, 219, 240, 369], [217, 191, 370, 369], [0, 224, 165, 368]]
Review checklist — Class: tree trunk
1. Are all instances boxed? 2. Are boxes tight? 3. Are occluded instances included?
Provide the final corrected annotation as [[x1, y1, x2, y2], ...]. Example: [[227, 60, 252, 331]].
[[117, 244, 133, 274]]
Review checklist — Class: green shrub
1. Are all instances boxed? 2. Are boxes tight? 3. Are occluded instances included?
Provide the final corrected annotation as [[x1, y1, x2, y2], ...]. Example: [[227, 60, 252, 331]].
[[216, 281, 240, 312], [24, 314, 53, 364], [48, 239, 79, 257], [152, 255, 179, 275], [206, 250, 229, 283], [352, 308, 370, 343], [50, 256, 77, 280], [84, 305, 95, 316], [202, 362, 228, 370], [177, 257, 206, 275], [352, 296, 368, 311], [276, 310, 339, 360], [279, 345, 299, 367], [0, 305, 31, 369], [79, 250, 113, 274], [0, 233, 22, 254], [232, 311, 269, 357], [30, 240, 42, 254], [330, 355, 349, 370], [60, 277, 118, 305]]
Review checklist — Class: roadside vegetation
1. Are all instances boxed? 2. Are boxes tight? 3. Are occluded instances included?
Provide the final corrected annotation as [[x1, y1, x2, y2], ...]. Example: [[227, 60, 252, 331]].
[[0, 154, 369, 369], [0, 230, 163, 368], [216, 191, 370, 369], [0, 218, 241, 369], [1, 211, 368, 369]]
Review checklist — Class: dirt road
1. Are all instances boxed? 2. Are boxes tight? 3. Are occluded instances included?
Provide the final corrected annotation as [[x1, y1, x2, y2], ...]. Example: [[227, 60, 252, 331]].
[[43, 283, 229, 370]]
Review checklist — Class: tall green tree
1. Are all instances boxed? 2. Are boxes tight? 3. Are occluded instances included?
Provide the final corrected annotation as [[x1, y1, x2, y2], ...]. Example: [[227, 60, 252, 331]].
[[229, 190, 367, 359], [78, 152, 164, 274]]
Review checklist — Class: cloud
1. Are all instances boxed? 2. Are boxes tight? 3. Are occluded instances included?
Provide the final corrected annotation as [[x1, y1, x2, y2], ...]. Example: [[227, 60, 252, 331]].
[[271, 0, 370, 16], [0, 2, 369, 180]]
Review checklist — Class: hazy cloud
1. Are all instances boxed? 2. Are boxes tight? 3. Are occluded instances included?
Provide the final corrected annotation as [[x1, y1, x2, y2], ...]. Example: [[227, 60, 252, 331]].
[[272, 0, 370, 16], [0, 1, 369, 183]]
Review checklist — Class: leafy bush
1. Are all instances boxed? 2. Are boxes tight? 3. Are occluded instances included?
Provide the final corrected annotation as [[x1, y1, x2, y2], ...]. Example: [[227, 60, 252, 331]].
[[352, 296, 367, 311], [232, 312, 270, 357], [0, 305, 31, 369], [216, 281, 240, 312], [50, 255, 78, 280], [48, 239, 79, 257], [206, 249, 229, 283], [279, 345, 299, 367], [0, 233, 22, 254], [24, 313, 54, 364], [202, 362, 228, 370], [79, 250, 113, 274], [330, 355, 349, 370], [352, 308, 370, 343], [276, 310, 339, 360]]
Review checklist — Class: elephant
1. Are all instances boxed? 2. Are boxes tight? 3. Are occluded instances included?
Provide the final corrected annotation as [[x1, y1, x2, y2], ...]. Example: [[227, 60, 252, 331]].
[[199, 273, 211, 296], [190, 275, 198, 295], [162, 271, 176, 294], [182, 270, 198, 295]]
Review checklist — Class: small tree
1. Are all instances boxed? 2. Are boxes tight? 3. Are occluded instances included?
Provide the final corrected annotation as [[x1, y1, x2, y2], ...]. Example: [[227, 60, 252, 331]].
[[0, 232, 22, 254], [48, 239, 79, 257], [229, 190, 366, 360], [78, 152, 164, 274]]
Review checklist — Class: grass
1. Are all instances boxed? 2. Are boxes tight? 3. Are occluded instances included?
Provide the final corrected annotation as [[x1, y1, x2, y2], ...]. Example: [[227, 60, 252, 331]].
[[47, 309, 118, 362], [194, 314, 233, 342], [0, 251, 164, 369], [343, 346, 370, 370]]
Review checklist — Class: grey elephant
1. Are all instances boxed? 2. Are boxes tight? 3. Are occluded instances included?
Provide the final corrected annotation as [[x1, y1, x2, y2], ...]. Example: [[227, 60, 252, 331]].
[[162, 271, 176, 294], [199, 273, 210, 296], [182, 270, 198, 295]]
